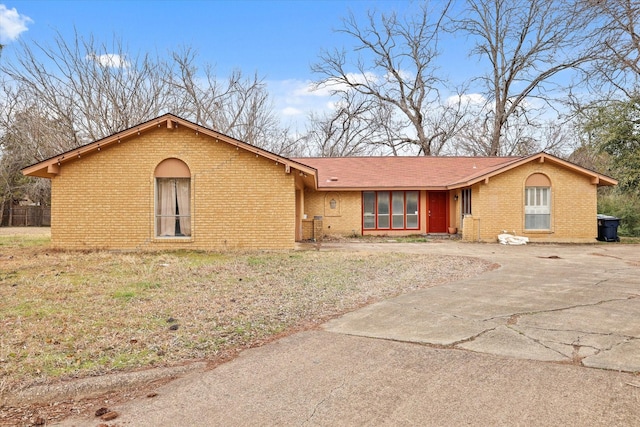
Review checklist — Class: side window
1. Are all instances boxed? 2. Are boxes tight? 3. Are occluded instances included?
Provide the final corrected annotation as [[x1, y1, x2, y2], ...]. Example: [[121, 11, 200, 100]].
[[155, 159, 191, 237], [461, 188, 472, 216], [525, 174, 551, 230]]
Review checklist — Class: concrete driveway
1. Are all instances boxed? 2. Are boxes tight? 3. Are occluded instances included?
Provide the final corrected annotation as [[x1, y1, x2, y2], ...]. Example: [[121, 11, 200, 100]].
[[325, 241, 640, 372], [58, 241, 640, 426]]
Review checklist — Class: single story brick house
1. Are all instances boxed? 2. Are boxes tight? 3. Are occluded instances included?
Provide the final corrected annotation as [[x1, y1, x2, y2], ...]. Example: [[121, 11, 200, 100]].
[[22, 113, 617, 250]]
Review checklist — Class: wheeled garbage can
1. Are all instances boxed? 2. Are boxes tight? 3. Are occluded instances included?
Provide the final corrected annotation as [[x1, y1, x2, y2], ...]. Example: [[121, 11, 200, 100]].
[[597, 214, 620, 242]]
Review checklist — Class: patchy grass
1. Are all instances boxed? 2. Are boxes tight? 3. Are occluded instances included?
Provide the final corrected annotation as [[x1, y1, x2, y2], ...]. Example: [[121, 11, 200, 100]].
[[0, 234, 491, 396], [620, 236, 640, 244], [0, 235, 50, 249]]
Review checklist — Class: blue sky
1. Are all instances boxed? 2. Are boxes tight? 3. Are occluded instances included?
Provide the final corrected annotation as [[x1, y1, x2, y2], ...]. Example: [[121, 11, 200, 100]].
[[2, 0, 428, 129], [3, 0, 387, 80]]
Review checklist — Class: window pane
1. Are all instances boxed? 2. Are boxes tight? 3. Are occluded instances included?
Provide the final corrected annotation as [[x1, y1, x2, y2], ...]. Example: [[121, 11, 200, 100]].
[[392, 192, 404, 214], [175, 179, 191, 236], [526, 214, 550, 229], [461, 188, 472, 215], [377, 192, 390, 228], [392, 192, 404, 229], [363, 192, 375, 229], [404, 191, 418, 229], [377, 192, 389, 215], [363, 192, 375, 214], [364, 216, 375, 229], [406, 191, 418, 213]]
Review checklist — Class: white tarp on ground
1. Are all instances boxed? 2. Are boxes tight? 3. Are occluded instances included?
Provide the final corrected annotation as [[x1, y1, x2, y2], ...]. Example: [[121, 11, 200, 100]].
[[498, 233, 529, 245]]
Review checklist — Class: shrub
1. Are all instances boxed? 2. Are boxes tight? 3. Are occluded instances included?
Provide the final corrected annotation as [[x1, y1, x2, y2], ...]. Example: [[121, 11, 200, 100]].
[[598, 192, 640, 237]]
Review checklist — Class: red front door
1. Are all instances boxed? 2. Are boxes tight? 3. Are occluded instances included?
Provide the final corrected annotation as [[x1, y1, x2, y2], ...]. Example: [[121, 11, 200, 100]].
[[428, 192, 447, 233]]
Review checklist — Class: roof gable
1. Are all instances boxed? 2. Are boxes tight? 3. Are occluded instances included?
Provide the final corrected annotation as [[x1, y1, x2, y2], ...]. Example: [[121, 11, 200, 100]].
[[457, 152, 618, 187], [21, 114, 317, 184]]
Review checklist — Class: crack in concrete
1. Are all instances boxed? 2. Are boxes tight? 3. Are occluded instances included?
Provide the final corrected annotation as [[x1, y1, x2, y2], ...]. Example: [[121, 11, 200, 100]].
[[485, 295, 634, 324], [505, 325, 570, 360], [515, 325, 637, 341], [512, 327, 640, 361], [448, 326, 498, 347], [597, 336, 636, 354], [303, 377, 347, 425]]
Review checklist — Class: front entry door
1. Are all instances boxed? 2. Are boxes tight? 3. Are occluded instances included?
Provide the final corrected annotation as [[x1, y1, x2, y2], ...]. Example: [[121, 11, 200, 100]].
[[428, 192, 447, 233]]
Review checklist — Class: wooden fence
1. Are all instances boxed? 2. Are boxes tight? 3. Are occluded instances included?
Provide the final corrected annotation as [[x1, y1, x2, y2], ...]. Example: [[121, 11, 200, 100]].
[[1, 205, 51, 227]]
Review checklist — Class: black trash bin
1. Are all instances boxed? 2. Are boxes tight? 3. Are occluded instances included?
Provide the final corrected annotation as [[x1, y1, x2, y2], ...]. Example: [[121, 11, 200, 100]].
[[597, 214, 620, 242]]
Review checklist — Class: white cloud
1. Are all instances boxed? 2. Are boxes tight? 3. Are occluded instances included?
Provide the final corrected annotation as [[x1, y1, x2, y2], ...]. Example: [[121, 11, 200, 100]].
[[268, 78, 338, 129], [267, 71, 383, 129], [292, 81, 326, 97], [326, 100, 339, 110], [282, 106, 303, 116], [447, 93, 486, 106], [0, 5, 32, 43], [86, 53, 130, 68]]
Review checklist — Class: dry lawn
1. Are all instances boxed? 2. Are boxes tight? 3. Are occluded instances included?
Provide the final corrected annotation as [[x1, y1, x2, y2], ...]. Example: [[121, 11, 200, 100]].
[[0, 232, 492, 397]]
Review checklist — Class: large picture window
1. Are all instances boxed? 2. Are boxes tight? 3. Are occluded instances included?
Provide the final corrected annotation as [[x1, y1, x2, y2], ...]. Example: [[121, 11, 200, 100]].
[[525, 174, 551, 230], [155, 159, 191, 238], [363, 191, 419, 230]]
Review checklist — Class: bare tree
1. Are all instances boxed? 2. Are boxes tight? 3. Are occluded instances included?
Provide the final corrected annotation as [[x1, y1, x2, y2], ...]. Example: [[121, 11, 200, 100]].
[[2, 32, 288, 150], [311, 1, 468, 156], [453, 0, 599, 156], [0, 94, 60, 211], [300, 92, 384, 157], [2, 30, 170, 145], [454, 100, 573, 156], [0, 31, 292, 211], [584, 0, 640, 98], [163, 47, 286, 151]]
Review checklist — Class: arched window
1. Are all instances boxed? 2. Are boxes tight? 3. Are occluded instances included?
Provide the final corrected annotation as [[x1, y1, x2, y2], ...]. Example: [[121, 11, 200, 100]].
[[155, 158, 191, 237], [525, 173, 551, 230]]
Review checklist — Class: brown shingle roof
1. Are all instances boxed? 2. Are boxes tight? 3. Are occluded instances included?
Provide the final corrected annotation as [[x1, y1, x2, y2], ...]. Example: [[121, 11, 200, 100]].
[[292, 156, 522, 190]]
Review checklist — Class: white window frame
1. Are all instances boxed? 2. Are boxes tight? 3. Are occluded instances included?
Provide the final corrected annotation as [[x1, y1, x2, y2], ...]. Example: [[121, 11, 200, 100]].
[[525, 186, 550, 230]]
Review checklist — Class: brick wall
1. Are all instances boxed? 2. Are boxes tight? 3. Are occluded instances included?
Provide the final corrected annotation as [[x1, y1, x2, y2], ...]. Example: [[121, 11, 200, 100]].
[[465, 160, 598, 243], [51, 126, 296, 250], [303, 190, 431, 237], [303, 190, 363, 237]]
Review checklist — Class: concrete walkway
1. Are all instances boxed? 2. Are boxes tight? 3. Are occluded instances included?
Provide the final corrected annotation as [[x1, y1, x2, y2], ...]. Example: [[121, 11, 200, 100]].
[[58, 242, 640, 426]]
